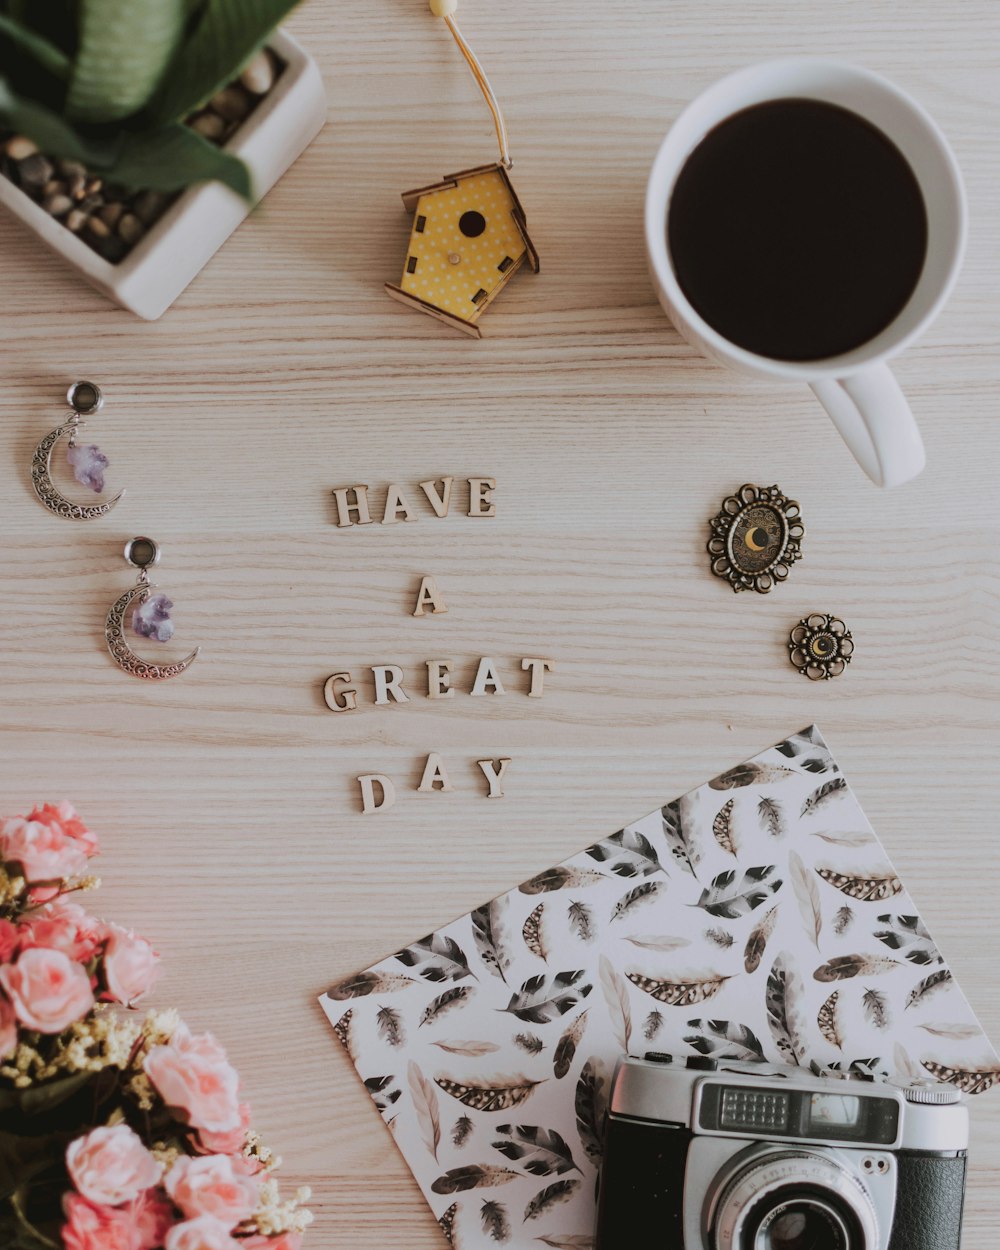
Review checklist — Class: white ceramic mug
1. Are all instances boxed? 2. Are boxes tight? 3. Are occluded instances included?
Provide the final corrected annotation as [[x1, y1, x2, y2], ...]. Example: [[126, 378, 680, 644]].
[[645, 59, 967, 487]]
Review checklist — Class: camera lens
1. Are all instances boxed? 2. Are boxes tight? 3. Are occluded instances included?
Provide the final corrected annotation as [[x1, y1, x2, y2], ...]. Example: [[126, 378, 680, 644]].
[[754, 1198, 851, 1250]]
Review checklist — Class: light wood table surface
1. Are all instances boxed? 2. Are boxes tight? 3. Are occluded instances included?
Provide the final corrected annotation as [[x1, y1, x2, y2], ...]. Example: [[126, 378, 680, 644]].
[[1, 1, 998, 1245]]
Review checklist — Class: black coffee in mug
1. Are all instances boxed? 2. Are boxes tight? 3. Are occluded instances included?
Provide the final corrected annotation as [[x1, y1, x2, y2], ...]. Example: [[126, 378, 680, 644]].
[[667, 98, 928, 361]]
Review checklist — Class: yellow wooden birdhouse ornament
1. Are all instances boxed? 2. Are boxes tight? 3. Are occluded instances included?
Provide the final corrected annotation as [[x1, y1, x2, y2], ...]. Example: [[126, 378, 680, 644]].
[[386, 0, 539, 337]]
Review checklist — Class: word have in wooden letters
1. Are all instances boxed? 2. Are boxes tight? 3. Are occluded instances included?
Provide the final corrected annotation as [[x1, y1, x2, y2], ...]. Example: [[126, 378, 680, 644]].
[[331, 477, 495, 527]]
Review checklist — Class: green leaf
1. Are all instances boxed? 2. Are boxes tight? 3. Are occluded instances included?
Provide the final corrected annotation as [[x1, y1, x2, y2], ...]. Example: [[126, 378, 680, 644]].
[[0, 15, 70, 78], [16, 1071, 95, 1119], [150, 0, 301, 124], [0, 77, 114, 165], [66, 0, 186, 124], [107, 122, 253, 197]]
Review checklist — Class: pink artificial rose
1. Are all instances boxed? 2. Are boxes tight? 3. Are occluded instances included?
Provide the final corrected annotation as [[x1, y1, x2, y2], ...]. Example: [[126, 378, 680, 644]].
[[19, 900, 103, 962], [28, 801, 100, 856], [165, 1154, 259, 1228], [0, 816, 89, 884], [0, 919, 18, 962], [67, 1123, 163, 1207], [0, 992, 16, 1059], [0, 946, 94, 1033], [164, 1216, 241, 1250], [145, 1024, 241, 1133], [62, 1193, 140, 1250], [131, 1188, 176, 1250], [195, 1102, 252, 1156], [102, 923, 159, 1007]]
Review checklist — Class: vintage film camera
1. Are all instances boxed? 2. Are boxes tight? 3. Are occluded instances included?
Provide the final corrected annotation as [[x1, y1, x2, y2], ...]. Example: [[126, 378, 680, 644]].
[[595, 1054, 968, 1250]]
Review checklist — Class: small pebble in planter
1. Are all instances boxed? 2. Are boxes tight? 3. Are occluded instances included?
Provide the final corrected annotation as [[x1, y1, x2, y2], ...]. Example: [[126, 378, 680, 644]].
[[0, 49, 283, 266]]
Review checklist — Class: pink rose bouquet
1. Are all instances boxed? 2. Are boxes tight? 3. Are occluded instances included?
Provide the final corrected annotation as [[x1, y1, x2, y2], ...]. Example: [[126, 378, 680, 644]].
[[0, 804, 311, 1250]]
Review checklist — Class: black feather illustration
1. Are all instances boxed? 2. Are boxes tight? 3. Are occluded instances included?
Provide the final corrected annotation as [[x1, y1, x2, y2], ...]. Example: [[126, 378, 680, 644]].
[[874, 914, 942, 965], [661, 799, 696, 875], [435, 1073, 545, 1112], [906, 969, 953, 1010], [705, 926, 735, 950], [395, 932, 475, 984], [472, 899, 512, 983], [833, 905, 854, 936], [524, 1179, 580, 1221], [520, 866, 606, 894], [709, 762, 794, 789], [574, 1058, 607, 1164], [452, 1114, 474, 1147], [376, 1004, 405, 1048], [921, 1061, 1000, 1096], [480, 1199, 510, 1243], [501, 970, 592, 1024], [364, 1074, 402, 1112], [775, 725, 824, 759], [744, 905, 778, 974], [817, 990, 843, 1049], [553, 1011, 588, 1079], [815, 867, 903, 902], [712, 798, 738, 855], [800, 776, 848, 816], [626, 969, 731, 1007], [438, 1202, 458, 1248], [567, 900, 595, 942], [431, 1164, 520, 1194], [327, 969, 415, 1000], [586, 827, 664, 878], [684, 1019, 765, 1062], [610, 881, 663, 922], [332, 1009, 354, 1057], [862, 987, 891, 1031], [766, 953, 807, 1064], [643, 1009, 663, 1042], [420, 985, 476, 1027], [492, 1124, 580, 1175], [693, 865, 781, 919], [522, 903, 547, 961], [758, 796, 783, 837], [813, 954, 900, 982], [514, 1032, 544, 1054]]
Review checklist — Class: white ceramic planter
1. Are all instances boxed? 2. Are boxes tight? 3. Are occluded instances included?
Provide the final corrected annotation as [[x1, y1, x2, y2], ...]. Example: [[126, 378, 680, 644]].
[[0, 29, 326, 319]]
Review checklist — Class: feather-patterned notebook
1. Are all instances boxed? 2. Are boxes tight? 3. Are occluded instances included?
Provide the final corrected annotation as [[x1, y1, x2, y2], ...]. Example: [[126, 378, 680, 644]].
[[320, 726, 998, 1250]]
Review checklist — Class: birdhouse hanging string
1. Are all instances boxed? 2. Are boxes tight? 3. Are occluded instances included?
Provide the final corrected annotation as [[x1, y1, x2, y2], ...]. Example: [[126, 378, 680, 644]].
[[385, 0, 539, 338]]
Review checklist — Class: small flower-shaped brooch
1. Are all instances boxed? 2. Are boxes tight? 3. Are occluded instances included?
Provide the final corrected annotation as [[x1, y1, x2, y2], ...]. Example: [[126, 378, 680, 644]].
[[789, 613, 854, 680], [707, 483, 805, 594]]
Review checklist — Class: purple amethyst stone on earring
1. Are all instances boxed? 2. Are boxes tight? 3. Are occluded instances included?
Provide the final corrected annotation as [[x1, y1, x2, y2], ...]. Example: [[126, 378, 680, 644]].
[[66, 442, 110, 493], [132, 593, 175, 643]]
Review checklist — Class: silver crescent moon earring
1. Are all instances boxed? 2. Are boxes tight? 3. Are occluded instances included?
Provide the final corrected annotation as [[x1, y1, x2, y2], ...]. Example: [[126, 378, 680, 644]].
[[31, 381, 124, 520], [106, 537, 201, 680]]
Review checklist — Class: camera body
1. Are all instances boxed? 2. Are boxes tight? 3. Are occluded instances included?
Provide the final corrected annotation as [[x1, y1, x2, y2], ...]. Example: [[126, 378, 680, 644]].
[[595, 1055, 968, 1250]]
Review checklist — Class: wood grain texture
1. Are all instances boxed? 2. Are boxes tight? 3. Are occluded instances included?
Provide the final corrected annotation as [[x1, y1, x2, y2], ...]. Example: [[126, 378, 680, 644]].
[[1, 1, 999, 1245]]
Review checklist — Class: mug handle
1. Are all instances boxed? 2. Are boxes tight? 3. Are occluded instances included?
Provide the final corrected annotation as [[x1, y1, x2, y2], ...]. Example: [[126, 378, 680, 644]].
[[810, 364, 926, 487]]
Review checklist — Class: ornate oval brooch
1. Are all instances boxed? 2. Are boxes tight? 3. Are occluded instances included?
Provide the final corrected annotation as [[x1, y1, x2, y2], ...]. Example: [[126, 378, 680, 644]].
[[707, 483, 805, 594], [789, 613, 854, 680]]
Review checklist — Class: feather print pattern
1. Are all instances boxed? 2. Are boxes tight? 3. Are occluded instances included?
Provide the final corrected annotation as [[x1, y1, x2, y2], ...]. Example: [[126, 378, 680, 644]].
[[480, 1199, 510, 1243], [524, 1180, 580, 1221], [712, 799, 738, 855], [435, 1074, 545, 1112], [321, 727, 998, 1250], [815, 867, 903, 902], [407, 1062, 441, 1161], [817, 990, 843, 1049], [610, 881, 662, 922], [566, 900, 595, 942], [598, 956, 632, 1053], [472, 899, 512, 983], [522, 903, 548, 961], [788, 851, 823, 947], [626, 969, 731, 1007], [553, 1010, 588, 1079], [420, 986, 475, 1027], [758, 796, 783, 838], [744, 905, 778, 974]]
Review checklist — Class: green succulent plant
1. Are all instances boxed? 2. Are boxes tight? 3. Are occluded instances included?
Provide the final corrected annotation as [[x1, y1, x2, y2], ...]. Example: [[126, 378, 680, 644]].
[[0, 0, 304, 199]]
